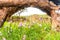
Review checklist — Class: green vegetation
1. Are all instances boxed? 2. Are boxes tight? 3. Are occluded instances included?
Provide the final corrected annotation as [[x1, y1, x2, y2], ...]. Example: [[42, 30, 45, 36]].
[[0, 15, 60, 40]]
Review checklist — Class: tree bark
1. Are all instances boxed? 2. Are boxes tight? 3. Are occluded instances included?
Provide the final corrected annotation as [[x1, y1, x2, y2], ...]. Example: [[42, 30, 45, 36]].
[[50, 10, 57, 31], [50, 8, 60, 31], [0, 7, 19, 27], [0, 0, 37, 7], [0, 0, 49, 7]]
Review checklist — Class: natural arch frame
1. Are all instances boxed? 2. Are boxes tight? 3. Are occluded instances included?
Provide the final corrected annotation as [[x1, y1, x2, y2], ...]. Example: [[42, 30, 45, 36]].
[[0, 0, 60, 31]]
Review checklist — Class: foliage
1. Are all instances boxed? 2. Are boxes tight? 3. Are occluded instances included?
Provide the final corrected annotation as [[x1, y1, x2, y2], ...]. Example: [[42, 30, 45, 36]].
[[0, 15, 59, 40], [0, 21, 59, 40]]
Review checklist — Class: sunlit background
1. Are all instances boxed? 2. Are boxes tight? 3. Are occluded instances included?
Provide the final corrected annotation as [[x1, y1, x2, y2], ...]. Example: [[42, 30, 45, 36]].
[[13, 7, 46, 16]]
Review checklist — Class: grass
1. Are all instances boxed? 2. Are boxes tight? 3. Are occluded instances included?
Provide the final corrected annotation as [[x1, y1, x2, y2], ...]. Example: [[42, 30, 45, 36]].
[[0, 15, 60, 40], [0, 21, 59, 40]]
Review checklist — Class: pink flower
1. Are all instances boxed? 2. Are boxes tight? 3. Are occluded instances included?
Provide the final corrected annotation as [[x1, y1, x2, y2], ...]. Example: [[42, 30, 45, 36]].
[[19, 22, 23, 27], [39, 17, 43, 20]]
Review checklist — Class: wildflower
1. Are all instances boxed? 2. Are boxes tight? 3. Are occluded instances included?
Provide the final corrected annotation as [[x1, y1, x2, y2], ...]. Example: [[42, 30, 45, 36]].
[[0, 31, 2, 36], [22, 35, 26, 40], [23, 23, 26, 27], [39, 17, 43, 20], [28, 25, 31, 28], [39, 24, 42, 27], [10, 27, 12, 32], [19, 22, 23, 27], [32, 21, 36, 24], [2, 37, 6, 40], [8, 20, 12, 23], [37, 23, 42, 27], [1, 20, 3, 22]]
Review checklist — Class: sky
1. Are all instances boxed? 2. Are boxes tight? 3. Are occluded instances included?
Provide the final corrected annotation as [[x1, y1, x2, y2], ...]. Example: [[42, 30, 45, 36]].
[[13, 7, 46, 16]]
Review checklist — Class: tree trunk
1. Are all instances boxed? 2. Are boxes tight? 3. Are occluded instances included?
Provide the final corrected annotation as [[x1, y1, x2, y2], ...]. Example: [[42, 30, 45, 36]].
[[51, 8, 60, 31], [50, 10, 57, 31], [0, 7, 19, 27], [0, 0, 49, 7], [0, 7, 8, 27]]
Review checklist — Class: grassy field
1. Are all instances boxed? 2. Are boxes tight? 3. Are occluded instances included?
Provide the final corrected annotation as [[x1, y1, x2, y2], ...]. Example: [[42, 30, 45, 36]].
[[0, 15, 60, 40]]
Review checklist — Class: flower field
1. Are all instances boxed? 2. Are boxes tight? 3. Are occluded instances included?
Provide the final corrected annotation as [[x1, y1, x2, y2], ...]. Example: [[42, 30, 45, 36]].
[[0, 15, 60, 40]]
